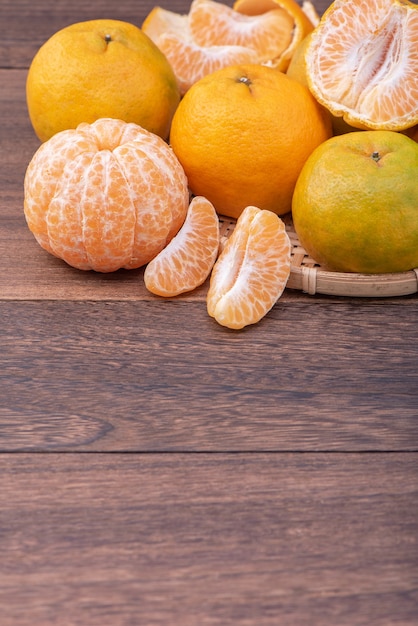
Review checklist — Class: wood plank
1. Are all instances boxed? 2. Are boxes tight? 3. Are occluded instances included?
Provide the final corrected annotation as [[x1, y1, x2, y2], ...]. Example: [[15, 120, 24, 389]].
[[1, 300, 417, 451], [1, 452, 417, 626]]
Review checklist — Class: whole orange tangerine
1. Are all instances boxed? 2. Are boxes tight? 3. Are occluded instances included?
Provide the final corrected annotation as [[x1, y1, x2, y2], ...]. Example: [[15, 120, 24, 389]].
[[24, 118, 189, 273], [169, 63, 332, 219], [26, 19, 180, 141]]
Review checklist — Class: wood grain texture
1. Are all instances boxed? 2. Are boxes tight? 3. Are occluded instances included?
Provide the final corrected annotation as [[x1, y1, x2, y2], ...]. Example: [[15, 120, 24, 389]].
[[1, 453, 417, 626], [1, 300, 417, 451]]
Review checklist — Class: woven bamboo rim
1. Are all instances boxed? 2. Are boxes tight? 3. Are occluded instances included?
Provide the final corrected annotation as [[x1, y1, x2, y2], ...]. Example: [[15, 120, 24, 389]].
[[218, 214, 418, 298]]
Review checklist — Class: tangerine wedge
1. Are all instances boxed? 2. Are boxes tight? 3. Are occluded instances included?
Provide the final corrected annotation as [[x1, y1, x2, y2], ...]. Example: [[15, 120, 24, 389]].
[[188, 0, 294, 65], [144, 196, 220, 297], [207, 206, 291, 330], [156, 33, 259, 95], [305, 0, 418, 131], [142, 6, 189, 43]]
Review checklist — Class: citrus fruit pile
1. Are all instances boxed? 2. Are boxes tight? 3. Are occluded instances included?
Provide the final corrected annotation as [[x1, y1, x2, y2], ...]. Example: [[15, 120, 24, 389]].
[[142, 0, 317, 94], [23, 0, 418, 329]]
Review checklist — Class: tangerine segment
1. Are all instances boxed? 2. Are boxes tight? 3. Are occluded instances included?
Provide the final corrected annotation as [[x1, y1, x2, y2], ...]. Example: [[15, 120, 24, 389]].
[[233, 0, 315, 70], [142, 6, 190, 43], [188, 0, 294, 64], [24, 118, 189, 272], [157, 33, 259, 95], [305, 0, 418, 131], [144, 196, 220, 297], [207, 206, 291, 329]]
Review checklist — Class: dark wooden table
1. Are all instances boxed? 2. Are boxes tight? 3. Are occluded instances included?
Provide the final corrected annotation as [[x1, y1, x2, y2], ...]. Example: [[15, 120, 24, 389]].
[[1, 1, 417, 624]]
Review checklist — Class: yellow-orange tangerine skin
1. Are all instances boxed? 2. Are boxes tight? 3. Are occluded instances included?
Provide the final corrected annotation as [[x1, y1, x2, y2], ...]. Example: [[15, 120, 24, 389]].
[[26, 19, 180, 141], [170, 64, 332, 219]]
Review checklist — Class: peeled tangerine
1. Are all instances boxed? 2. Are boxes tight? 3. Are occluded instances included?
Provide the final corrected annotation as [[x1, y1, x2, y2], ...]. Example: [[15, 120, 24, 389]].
[[305, 0, 418, 131], [207, 206, 291, 329], [23, 118, 189, 272]]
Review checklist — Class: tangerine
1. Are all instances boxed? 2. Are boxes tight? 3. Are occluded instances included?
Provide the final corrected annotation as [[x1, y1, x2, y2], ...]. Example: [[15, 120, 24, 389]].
[[169, 63, 332, 219], [305, 0, 418, 131], [292, 130, 418, 274], [24, 118, 189, 273], [26, 19, 180, 141]]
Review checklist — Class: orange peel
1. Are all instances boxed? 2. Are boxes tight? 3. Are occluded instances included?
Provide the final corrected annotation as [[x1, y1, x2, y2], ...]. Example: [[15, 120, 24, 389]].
[[233, 0, 316, 70]]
